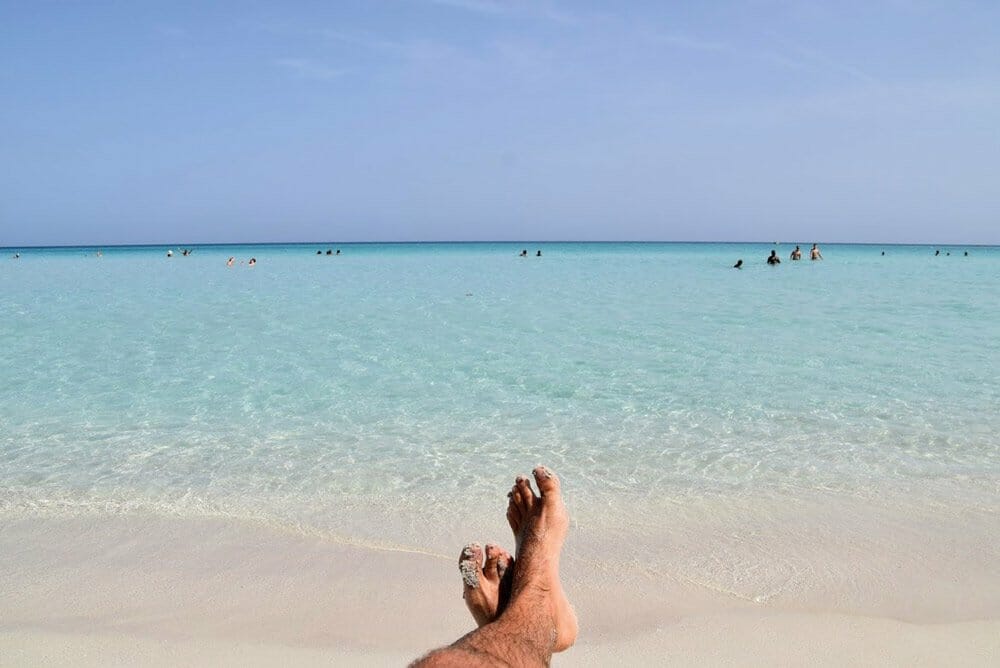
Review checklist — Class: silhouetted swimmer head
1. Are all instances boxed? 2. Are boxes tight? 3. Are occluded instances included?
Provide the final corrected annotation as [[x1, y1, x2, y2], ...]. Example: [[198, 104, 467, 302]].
[[317, 250, 322, 255], [946, 252, 951, 256], [249, 257, 257, 266], [935, 250, 940, 256], [520, 249, 528, 257], [166, 250, 173, 257], [326, 250, 332, 255], [964, 251, 969, 256], [881, 251, 885, 256], [536, 250, 542, 257], [733, 259, 743, 269], [336, 249, 341, 255]]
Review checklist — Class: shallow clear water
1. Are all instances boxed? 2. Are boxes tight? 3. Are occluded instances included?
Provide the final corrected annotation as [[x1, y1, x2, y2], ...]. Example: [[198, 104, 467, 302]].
[[2, 243, 999, 582]]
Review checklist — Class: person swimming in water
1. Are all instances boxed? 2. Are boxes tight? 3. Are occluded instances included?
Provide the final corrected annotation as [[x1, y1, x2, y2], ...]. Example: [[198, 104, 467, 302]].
[[248, 258, 257, 266], [810, 244, 823, 260], [733, 259, 743, 269], [226, 257, 235, 267], [767, 250, 781, 265], [790, 245, 802, 261]]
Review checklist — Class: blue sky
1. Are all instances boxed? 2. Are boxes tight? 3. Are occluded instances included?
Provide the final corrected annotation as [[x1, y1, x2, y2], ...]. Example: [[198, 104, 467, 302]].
[[2, 1, 999, 245]]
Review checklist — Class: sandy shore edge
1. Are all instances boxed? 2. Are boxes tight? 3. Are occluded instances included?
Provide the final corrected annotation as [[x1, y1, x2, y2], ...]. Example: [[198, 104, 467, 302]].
[[2, 514, 998, 666]]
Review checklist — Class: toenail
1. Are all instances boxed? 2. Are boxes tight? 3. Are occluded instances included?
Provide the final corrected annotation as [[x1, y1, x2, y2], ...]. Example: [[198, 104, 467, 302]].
[[516, 476, 525, 483]]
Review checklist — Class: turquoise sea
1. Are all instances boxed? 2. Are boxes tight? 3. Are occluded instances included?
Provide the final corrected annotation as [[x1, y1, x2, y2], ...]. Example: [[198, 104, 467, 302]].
[[2, 242, 998, 603]]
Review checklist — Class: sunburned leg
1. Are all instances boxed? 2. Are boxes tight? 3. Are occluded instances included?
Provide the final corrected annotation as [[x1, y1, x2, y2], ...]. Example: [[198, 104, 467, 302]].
[[412, 466, 577, 667], [460, 542, 514, 627]]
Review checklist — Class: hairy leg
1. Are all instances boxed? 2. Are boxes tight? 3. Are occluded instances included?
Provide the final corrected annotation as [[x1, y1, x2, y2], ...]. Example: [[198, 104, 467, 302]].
[[413, 466, 577, 667]]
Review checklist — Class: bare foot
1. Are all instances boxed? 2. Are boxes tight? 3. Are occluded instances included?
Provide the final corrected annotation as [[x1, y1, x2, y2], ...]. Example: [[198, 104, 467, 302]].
[[505, 465, 578, 652], [459, 542, 513, 627]]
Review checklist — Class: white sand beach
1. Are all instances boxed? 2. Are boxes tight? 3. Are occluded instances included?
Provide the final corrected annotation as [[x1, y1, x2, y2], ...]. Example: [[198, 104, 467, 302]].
[[2, 513, 998, 666]]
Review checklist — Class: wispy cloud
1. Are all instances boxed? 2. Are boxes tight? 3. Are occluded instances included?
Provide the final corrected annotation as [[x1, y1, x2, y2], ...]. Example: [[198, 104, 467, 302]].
[[426, 0, 581, 25], [318, 29, 408, 53], [429, 0, 508, 15], [274, 58, 344, 81], [654, 33, 731, 53], [782, 43, 883, 86], [646, 27, 880, 85], [318, 28, 470, 68]]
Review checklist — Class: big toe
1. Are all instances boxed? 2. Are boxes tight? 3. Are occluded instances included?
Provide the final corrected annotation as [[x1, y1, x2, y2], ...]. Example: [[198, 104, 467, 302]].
[[532, 465, 561, 501], [459, 542, 484, 590]]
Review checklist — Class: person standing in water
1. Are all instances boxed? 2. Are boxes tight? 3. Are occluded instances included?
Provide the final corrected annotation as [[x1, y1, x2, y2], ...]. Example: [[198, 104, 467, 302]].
[[790, 245, 802, 260], [810, 244, 823, 260], [767, 250, 781, 265]]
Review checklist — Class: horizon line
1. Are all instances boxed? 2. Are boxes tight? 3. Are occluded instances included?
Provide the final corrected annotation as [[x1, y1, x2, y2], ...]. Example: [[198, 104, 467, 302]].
[[3, 240, 998, 251]]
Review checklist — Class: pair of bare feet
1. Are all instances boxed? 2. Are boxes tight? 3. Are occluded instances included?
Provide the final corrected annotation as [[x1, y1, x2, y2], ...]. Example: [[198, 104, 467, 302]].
[[414, 466, 578, 667]]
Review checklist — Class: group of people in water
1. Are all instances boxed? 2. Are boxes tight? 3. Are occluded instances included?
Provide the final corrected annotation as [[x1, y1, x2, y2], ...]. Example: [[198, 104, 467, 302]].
[[735, 243, 823, 269], [936, 249, 969, 256], [733, 244, 974, 269], [519, 249, 542, 257], [317, 249, 341, 255]]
